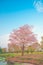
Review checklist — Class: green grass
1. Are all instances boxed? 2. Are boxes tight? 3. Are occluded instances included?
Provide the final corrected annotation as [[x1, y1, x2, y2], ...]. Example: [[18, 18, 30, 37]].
[[0, 53, 21, 58], [0, 51, 43, 58], [32, 51, 43, 54]]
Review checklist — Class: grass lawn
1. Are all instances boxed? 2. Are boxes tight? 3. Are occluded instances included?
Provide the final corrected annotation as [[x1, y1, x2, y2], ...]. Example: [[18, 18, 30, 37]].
[[0, 53, 21, 58], [0, 51, 43, 57]]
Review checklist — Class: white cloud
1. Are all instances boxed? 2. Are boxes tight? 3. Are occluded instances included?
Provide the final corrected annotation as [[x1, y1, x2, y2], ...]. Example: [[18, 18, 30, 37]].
[[33, 0, 43, 12], [0, 34, 9, 48], [33, 26, 43, 43]]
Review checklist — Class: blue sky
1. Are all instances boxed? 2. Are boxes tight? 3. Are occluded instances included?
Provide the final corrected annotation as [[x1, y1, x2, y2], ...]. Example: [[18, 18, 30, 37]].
[[0, 0, 43, 47]]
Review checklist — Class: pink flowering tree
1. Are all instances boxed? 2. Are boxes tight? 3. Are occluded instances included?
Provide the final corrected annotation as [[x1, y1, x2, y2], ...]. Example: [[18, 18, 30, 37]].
[[9, 24, 37, 56]]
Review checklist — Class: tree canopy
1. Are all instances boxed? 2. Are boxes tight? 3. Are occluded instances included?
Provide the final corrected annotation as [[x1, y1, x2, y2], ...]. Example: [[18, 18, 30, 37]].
[[9, 24, 37, 55]]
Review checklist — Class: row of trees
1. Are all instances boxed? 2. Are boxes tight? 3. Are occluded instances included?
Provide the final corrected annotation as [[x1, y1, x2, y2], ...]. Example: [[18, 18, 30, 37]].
[[40, 36, 43, 50], [0, 47, 7, 53], [8, 41, 43, 53]]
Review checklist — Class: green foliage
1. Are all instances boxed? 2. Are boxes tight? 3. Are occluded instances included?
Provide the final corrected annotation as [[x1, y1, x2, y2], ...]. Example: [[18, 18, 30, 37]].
[[27, 46, 35, 53], [0, 47, 2, 53]]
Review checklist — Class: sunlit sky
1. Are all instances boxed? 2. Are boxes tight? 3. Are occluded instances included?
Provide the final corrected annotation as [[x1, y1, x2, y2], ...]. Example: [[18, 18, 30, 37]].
[[0, 0, 43, 48]]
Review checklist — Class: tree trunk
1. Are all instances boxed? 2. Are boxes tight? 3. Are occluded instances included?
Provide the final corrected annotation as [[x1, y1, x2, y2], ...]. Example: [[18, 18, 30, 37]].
[[22, 44, 24, 56]]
